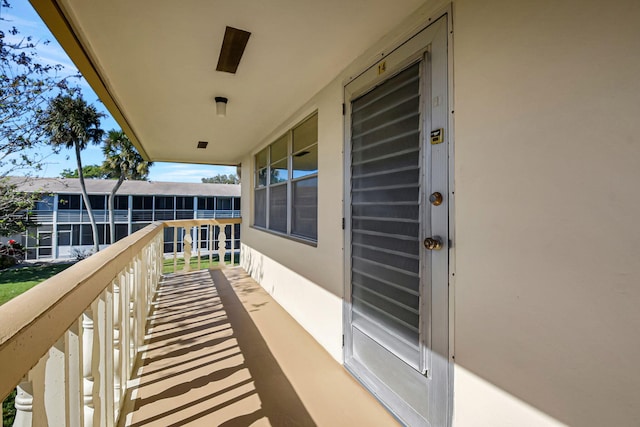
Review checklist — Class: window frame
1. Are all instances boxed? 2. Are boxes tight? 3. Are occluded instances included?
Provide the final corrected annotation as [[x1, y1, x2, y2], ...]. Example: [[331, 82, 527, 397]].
[[253, 112, 318, 244]]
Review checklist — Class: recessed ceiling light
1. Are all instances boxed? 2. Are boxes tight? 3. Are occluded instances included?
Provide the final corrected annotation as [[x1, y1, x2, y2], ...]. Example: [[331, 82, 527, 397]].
[[197, 141, 208, 149]]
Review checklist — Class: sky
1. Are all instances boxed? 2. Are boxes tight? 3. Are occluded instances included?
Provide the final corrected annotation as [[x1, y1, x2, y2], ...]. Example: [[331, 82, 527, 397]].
[[0, 2, 235, 183]]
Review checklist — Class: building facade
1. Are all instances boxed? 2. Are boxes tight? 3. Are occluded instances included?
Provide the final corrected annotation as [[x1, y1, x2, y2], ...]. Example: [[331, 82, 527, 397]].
[[8, 178, 240, 260], [21, 1, 640, 425]]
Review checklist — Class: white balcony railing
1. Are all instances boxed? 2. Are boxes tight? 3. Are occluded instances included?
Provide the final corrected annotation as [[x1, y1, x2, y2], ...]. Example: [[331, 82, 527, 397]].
[[28, 210, 241, 224], [30, 210, 130, 224], [0, 218, 241, 427]]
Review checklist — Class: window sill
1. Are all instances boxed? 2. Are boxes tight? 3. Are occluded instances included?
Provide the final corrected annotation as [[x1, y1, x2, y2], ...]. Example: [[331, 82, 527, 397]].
[[250, 225, 317, 248]]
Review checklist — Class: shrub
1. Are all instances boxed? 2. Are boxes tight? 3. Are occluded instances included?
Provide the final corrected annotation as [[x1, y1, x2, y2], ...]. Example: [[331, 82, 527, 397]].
[[0, 254, 17, 271]]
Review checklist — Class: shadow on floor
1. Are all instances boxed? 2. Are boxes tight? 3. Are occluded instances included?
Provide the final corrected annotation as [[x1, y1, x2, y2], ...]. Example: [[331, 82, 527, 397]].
[[119, 269, 315, 426]]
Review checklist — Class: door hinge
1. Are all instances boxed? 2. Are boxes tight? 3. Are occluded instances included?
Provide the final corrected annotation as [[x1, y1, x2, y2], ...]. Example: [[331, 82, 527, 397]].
[[342, 334, 345, 347], [342, 103, 345, 116], [342, 217, 345, 230]]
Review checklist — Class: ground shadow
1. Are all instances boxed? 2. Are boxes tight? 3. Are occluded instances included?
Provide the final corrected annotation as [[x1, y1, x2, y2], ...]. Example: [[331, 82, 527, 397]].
[[119, 269, 315, 426]]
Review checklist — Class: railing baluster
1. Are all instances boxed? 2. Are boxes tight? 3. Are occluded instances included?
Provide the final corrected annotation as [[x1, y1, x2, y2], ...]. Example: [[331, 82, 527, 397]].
[[209, 223, 213, 267], [217, 224, 227, 268], [197, 225, 202, 271], [66, 320, 83, 427], [40, 337, 66, 425], [136, 255, 146, 348], [82, 309, 94, 427], [173, 227, 178, 273], [231, 224, 236, 265], [102, 287, 115, 427], [128, 264, 136, 371], [120, 271, 130, 386], [183, 231, 192, 272], [113, 281, 121, 420], [14, 378, 33, 427]]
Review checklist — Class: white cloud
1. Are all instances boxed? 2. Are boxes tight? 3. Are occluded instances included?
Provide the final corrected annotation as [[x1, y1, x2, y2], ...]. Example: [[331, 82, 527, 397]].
[[1, 12, 41, 31], [149, 164, 237, 183]]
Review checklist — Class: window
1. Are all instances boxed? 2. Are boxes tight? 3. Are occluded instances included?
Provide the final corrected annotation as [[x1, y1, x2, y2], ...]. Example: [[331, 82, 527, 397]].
[[88, 195, 106, 210], [176, 197, 193, 210], [155, 196, 174, 210], [36, 196, 54, 211], [114, 196, 128, 210], [254, 113, 318, 241], [198, 197, 215, 210], [81, 224, 93, 245], [115, 224, 128, 242], [132, 196, 153, 210], [58, 194, 81, 210], [216, 197, 232, 211]]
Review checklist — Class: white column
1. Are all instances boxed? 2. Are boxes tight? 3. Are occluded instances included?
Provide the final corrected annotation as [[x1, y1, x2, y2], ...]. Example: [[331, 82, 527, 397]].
[[193, 196, 198, 219], [127, 196, 133, 236], [52, 194, 59, 259]]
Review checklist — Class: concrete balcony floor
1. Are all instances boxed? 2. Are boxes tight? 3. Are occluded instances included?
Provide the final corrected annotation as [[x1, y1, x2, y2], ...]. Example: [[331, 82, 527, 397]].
[[118, 267, 399, 426]]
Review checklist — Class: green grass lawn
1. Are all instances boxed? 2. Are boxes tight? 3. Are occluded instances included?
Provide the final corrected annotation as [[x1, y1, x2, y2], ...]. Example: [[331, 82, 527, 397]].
[[0, 263, 74, 306], [162, 253, 239, 274]]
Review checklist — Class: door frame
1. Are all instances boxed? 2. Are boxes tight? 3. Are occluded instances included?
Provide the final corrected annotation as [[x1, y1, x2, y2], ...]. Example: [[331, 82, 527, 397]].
[[342, 9, 454, 426]]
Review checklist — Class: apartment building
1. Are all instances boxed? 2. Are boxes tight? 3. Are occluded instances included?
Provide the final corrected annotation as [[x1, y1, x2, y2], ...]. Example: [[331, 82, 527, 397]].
[[7, 177, 240, 260]]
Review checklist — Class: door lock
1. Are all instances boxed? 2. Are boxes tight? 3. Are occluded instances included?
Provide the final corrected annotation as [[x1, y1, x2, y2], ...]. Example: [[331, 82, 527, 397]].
[[424, 237, 443, 250]]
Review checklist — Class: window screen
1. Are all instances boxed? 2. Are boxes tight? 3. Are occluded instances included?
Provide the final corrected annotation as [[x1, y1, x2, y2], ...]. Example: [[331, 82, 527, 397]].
[[268, 184, 287, 233], [292, 177, 317, 239], [254, 188, 266, 228], [253, 113, 318, 242]]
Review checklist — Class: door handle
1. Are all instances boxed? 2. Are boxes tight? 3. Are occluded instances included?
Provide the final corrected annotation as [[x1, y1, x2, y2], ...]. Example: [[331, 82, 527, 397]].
[[424, 237, 443, 250]]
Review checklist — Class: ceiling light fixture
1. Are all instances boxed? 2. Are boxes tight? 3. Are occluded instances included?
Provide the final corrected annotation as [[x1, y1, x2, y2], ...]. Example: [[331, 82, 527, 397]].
[[215, 97, 228, 117]]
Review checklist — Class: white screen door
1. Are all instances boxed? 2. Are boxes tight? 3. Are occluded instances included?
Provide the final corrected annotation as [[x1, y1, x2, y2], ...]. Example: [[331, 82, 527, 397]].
[[344, 15, 450, 427]]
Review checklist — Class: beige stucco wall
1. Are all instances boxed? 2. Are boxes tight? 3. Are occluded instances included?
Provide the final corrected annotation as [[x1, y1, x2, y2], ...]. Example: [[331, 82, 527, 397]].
[[241, 0, 640, 425], [239, 77, 346, 361], [453, 0, 640, 425]]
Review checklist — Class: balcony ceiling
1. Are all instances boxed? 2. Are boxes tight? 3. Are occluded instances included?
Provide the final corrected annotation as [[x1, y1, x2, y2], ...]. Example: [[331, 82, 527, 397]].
[[31, 0, 425, 165]]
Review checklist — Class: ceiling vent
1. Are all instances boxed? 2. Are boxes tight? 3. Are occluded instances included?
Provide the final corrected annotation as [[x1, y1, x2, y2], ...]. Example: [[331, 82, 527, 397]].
[[216, 26, 251, 74], [197, 141, 208, 149]]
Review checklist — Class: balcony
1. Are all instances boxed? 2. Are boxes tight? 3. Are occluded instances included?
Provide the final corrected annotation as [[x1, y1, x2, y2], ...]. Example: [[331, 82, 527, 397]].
[[0, 218, 397, 426], [29, 210, 241, 224]]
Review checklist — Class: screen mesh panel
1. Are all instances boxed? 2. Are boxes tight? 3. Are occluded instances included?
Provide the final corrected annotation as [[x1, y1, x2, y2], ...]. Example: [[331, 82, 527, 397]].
[[268, 184, 287, 232], [254, 188, 266, 227], [350, 63, 422, 367], [292, 177, 318, 239]]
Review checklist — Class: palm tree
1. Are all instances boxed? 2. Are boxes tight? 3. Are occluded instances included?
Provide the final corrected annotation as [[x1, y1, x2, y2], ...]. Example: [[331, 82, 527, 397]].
[[102, 130, 152, 244], [41, 94, 104, 253]]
